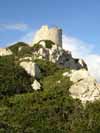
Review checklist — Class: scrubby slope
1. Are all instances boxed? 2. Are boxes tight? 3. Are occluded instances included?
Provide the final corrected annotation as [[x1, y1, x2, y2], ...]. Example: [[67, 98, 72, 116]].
[[0, 42, 100, 133]]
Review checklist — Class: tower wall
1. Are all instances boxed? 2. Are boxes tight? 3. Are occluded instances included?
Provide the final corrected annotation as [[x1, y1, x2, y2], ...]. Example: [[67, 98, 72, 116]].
[[32, 25, 62, 47]]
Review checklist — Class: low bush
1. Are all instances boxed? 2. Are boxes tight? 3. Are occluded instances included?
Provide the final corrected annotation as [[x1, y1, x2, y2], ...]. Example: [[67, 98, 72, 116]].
[[0, 56, 33, 97], [1, 42, 100, 133], [33, 43, 43, 51], [45, 40, 55, 49], [34, 59, 60, 77]]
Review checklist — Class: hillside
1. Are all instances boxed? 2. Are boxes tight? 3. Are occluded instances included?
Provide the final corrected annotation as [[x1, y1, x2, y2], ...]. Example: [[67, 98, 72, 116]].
[[0, 41, 100, 133], [0, 24, 100, 133]]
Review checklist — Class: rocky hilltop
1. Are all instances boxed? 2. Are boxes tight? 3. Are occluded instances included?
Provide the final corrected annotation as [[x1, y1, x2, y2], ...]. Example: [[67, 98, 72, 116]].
[[1, 25, 100, 132], [0, 25, 100, 103]]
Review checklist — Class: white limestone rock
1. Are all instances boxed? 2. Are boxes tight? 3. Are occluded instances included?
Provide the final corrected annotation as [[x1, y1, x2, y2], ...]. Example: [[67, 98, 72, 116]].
[[49, 45, 63, 63], [63, 69, 100, 103], [69, 76, 100, 103], [39, 41, 46, 47], [33, 47, 49, 60], [32, 25, 87, 70], [19, 57, 32, 61], [50, 47, 87, 70], [20, 61, 40, 78], [38, 48, 49, 59], [0, 48, 12, 56], [32, 43, 87, 70], [31, 80, 41, 90], [63, 72, 70, 77], [70, 69, 89, 83]]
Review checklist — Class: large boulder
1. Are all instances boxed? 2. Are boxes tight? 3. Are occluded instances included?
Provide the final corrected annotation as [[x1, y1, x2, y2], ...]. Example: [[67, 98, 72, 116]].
[[70, 69, 89, 83], [20, 61, 40, 79], [66, 69, 100, 103]]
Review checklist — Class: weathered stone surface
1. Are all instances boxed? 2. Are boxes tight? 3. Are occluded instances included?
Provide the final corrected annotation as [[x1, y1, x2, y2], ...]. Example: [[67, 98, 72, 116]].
[[0, 48, 12, 56], [70, 69, 89, 83], [66, 69, 100, 103], [19, 57, 32, 61], [63, 71, 70, 77], [31, 25, 88, 70], [31, 80, 41, 90], [32, 43, 87, 70], [20, 61, 40, 78], [78, 59, 87, 69]]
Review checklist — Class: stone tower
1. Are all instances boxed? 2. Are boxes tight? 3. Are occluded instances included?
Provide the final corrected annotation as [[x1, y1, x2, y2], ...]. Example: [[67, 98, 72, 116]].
[[32, 25, 62, 47]]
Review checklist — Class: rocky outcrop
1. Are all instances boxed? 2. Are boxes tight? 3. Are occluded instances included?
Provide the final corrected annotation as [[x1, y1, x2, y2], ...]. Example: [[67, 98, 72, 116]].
[[0, 48, 12, 56], [70, 69, 90, 83], [33, 42, 87, 70], [70, 76, 100, 103], [20, 61, 40, 79], [1, 25, 100, 104], [63, 69, 100, 103], [32, 25, 87, 70]]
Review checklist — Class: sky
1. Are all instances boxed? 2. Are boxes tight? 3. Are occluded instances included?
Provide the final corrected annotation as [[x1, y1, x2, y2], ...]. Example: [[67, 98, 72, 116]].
[[0, 0, 100, 81]]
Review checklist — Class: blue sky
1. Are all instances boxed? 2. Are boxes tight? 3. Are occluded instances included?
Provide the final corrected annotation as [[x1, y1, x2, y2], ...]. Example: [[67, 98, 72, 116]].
[[0, 0, 100, 52]]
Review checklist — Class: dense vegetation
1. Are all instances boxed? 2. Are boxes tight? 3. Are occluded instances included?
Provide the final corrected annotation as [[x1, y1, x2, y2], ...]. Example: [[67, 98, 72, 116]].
[[0, 43, 100, 133], [8, 42, 34, 57], [0, 55, 33, 97], [8, 40, 55, 58], [34, 40, 55, 49], [44, 40, 55, 49]]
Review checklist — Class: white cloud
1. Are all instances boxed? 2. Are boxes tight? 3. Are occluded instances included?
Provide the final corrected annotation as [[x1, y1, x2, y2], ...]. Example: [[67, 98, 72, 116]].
[[85, 54, 100, 82], [63, 35, 94, 58], [0, 23, 29, 31], [63, 35, 100, 82]]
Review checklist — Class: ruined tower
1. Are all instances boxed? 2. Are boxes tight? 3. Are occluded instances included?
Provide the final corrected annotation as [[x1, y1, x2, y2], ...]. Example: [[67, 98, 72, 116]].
[[32, 25, 62, 47]]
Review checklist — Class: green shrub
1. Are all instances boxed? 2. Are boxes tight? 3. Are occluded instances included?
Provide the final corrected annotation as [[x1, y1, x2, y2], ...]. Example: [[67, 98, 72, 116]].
[[45, 40, 55, 49], [1, 55, 100, 132], [8, 42, 29, 55], [0, 56, 33, 97], [33, 40, 55, 49], [34, 59, 60, 77], [8, 42, 35, 58], [18, 46, 34, 58], [0, 73, 74, 133], [33, 43, 43, 51], [1, 42, 100, 133]]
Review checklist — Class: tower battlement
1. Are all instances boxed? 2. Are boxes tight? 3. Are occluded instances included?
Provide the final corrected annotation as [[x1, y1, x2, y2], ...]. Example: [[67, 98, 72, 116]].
[[32, 25, 62, 47]]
